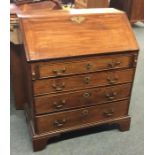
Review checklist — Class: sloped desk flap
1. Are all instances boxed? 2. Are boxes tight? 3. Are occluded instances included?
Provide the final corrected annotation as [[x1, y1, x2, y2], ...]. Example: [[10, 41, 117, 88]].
[[18, 8, 139, 61]]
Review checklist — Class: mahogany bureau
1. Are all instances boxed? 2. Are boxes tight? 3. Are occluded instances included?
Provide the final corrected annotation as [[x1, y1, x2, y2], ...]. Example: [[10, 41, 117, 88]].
[[18, 8, 139, 151]]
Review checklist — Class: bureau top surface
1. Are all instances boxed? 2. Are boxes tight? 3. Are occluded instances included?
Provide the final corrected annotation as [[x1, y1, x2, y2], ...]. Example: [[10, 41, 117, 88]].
[[19, 8, 139, 61]]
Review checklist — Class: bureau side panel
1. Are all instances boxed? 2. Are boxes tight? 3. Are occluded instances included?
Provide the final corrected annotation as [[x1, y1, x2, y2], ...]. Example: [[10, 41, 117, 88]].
[[21, 48, 36, 130]]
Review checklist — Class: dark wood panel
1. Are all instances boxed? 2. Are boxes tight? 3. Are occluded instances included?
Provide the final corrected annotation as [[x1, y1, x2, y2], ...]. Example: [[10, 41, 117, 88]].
[[34, 83, 132, 114], [35, 100, 129, 134], [31, 54, 134, 79], [19, 9, 139, 61], [33, 69, 135, 96]]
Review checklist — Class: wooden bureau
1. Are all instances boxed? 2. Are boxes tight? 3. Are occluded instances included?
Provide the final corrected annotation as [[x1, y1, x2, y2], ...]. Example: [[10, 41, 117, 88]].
[[18, 8, 139, 151]]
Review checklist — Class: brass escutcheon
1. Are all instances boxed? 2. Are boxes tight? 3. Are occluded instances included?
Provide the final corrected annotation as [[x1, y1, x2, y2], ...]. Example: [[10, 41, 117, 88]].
[[83, 92, 91, 98], [84, 77, 91, 84], [71, 16, 85, 24]]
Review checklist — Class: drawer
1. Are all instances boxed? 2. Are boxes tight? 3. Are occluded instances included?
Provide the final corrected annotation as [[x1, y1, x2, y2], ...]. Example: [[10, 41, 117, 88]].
[[31, 54, 134, 80], [34, 83, 132, 115], [33, 69, 134, 96], [35, 100, 129, 134]]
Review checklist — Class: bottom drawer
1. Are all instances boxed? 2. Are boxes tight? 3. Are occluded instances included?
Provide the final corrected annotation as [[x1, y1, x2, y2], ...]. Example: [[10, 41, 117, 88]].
[[35, 100, 129, 134]]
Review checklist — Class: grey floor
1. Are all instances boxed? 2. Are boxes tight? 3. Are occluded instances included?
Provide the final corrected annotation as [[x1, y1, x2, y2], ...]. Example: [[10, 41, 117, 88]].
[[10, 23, 144, 155]]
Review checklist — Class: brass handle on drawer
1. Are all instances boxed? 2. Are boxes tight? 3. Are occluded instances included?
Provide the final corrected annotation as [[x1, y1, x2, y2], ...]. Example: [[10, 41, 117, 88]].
[[81, 110, 89, 117], [52, 82, 65, 91], [107, 61, 121, 68], [83, 92, 91, 98], [84, 77, 91, 84], [107, 77, 118, 84], [53, 100, 66, 109], [103, 109, 114, 117], [85, 63, 92, 70], [105, 92, 117, 100], [53, 118, 67, 127], [53, 68, 66, 76]]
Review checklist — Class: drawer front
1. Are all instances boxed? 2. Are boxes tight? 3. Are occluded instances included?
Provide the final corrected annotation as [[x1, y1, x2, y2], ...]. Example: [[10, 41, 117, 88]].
[[33, 69, 134, 96], [34, 83, 132, 115], [31, 54, 134, 80], [35, 100, 129, 134]]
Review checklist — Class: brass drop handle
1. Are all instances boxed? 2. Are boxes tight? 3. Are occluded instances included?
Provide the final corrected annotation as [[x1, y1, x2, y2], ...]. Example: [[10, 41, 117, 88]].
[[85, 63, 92, 70], [52, 82, 65, 91], [84, 77, 91, 84], [53, 100, 66, 109], [83, 92, 91, 98], [53, 68, 66, 76], [103, 109, 114, 117], [107, 61, 121, 68], [81, 110, 89, 117], [105, 92, 117, 100], [53, 118, 67, 127], [107, 77, 118, 84]]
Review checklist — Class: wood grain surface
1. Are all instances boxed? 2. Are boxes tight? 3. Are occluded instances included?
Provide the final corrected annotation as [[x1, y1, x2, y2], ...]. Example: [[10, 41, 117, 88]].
[[35, 100, 129, 134], [34, 83, 132, 114], [19, 9, 139, 61]]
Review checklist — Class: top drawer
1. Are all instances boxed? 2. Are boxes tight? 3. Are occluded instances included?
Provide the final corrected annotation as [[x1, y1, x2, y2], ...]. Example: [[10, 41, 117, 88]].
[[31, 54, 136, 80]]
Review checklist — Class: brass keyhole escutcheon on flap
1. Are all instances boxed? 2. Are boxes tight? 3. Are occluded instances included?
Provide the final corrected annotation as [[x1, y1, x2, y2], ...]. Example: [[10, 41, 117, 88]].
[[71, 16, 85, 24]]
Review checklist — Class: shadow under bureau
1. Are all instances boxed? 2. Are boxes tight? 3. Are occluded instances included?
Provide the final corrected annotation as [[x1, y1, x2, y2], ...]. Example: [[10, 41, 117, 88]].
[[17, 8, 139, 151]]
